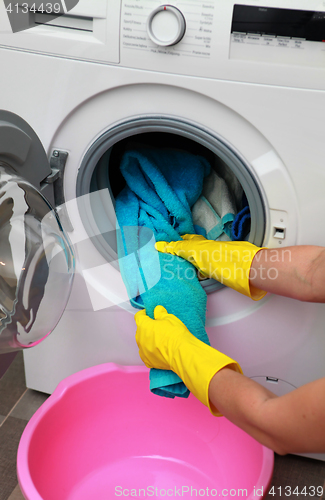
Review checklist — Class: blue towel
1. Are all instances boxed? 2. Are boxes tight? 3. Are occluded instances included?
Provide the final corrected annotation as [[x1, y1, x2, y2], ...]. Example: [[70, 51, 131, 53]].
[[231, 202, 251, 241], [115, 148, 211, 398]]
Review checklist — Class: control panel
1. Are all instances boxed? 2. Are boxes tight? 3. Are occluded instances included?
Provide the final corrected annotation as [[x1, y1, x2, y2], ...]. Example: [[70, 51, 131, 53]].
[[120, 1, 325, 90], [121, 0, 214, 61]]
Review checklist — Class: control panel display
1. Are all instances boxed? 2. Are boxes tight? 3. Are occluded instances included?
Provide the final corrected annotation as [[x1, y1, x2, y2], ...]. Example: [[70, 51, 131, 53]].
[[230, 5, 325, 67], [232, 5, 325, 42]]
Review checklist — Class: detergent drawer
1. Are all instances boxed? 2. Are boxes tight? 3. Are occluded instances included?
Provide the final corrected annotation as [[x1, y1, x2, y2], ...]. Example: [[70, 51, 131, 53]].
[[0, 0, 120, 64]]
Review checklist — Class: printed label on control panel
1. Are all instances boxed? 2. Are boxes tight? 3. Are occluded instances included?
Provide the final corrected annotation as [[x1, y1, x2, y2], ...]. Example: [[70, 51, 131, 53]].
[[232, 33, 307, 49], [122, 0, 214, 59], [230, 33, 325, 67]]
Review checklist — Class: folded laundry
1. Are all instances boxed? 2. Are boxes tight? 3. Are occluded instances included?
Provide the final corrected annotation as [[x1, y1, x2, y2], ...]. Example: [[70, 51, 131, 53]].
[[115, 148, 211, 398]]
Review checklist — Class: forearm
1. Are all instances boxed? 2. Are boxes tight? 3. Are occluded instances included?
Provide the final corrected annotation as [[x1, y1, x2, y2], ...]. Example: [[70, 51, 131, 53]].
[[250, 246, 325, 302], [208, 368, 325, 455], [209, 368, 283, 453]]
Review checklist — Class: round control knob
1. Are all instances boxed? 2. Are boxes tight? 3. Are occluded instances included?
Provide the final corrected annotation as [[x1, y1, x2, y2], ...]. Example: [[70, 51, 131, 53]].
[[147, 5, 186, 47]]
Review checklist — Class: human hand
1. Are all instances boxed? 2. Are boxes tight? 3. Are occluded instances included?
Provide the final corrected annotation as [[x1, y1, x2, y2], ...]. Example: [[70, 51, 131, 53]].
[[155, 234, 266, 300], [135, 305, 242, 416], [135, 305, 192, 372]]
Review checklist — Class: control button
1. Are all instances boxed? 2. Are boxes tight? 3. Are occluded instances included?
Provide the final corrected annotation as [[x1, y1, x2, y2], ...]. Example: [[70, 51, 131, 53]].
[[147, 5, 186, 47]]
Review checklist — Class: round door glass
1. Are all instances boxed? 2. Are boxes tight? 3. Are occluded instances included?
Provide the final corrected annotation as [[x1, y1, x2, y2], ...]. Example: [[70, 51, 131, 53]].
[[0, 166, 74, 352]]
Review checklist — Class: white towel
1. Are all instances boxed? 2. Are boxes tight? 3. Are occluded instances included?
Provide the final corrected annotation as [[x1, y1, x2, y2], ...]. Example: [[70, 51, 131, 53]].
[[192, 169, 236, 241]]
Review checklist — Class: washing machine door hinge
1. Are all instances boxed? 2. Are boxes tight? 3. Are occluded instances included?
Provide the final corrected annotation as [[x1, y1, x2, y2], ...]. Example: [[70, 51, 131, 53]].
[[43, 150, 73, 232]]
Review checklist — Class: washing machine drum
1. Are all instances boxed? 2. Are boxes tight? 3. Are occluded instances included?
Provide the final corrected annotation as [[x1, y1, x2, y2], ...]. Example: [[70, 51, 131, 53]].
[[0, 166, 74, 352]]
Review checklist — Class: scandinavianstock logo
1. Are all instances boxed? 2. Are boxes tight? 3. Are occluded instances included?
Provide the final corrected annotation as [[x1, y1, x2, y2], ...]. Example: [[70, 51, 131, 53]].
[[3, 0, 80, 33]]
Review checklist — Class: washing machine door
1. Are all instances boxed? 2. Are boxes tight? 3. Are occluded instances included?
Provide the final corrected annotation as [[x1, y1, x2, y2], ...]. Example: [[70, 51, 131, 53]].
[[0, 111, 74, 353]]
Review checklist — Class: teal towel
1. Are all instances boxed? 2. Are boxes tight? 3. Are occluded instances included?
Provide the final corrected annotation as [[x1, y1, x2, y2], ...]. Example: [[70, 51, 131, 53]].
[[115, 148, 210, 398]]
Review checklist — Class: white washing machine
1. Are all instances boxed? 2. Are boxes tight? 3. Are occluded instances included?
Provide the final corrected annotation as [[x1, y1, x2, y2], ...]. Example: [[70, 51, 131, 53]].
[[0, 0, 324, 459]]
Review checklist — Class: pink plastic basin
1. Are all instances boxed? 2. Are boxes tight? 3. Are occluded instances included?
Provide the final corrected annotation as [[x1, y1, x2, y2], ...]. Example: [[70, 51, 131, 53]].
[[18, 364, 274, 499]]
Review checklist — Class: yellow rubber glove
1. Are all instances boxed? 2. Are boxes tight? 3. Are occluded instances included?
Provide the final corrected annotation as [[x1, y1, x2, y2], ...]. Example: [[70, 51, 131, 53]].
[[135, 305, 242, 416], [155, 234, 267, 300]]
